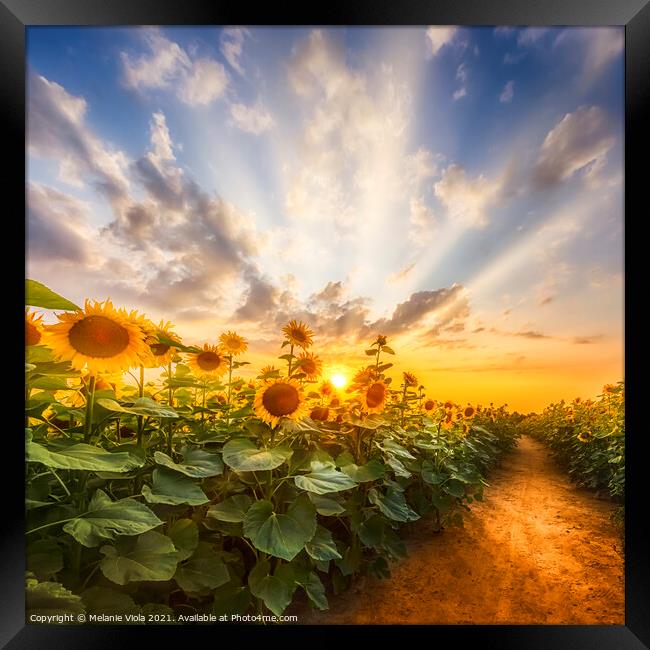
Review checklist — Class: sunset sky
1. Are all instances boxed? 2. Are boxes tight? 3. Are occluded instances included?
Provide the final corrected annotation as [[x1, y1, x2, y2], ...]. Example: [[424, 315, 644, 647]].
[[26, 26, 624, 412]]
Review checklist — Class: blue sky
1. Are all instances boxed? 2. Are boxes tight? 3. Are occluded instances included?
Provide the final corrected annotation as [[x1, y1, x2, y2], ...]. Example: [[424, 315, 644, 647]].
[[26, 26, 624, 410]]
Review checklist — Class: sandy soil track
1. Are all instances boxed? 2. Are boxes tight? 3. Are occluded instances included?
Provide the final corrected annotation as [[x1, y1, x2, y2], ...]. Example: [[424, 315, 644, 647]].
[[297, 435, 624, 625]]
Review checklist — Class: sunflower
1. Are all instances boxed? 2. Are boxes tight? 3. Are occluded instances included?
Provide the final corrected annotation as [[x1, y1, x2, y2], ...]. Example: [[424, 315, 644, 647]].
[[26, 310, 45, 347], [442, 411, 455, 429], [461, 422, 470, 436], [424, 399, 436, 411], [258, 365, 280, 380], [444, 400, 454, 410], [329, 397, 340, 408], [282, 320, 314, 349], [375, 334, 387, 347], [219, 330, 248, 356], [403, 371, 418, 387], [254, 377, 308, 428], [140, 320, 180, 368], [352, 367, 377, 386], [463, 405, 476, 419], [45, 300, 149, 374], [360, 381, 388, 414], [186, 344, 228, 378], [319, 380, 334, 397], [296, 352, 322, 379]]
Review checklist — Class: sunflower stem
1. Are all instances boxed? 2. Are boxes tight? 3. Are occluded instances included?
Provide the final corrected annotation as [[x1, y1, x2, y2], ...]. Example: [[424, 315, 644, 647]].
[[287, 344, 294, 377], [83, 375, 96, 443], [167, 361, 174, 455], [136, 365, 145, 447]]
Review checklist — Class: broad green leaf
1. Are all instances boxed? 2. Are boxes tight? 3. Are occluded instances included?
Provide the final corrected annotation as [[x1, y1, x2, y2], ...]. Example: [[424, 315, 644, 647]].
[[382, 346, 395, 355], [445, 479, 466, 498], [174, 542, 230, 594], [26, 279, 80, 311], [368, 488, 420, 522], [96, 397, 178, 419], [154, 449, 223, 478], [206, 494, 252, 523], [221, 438, 292, 472], [243, 495, 317, 561], [141, 468, 209, 506], [248, 559, 291, 617], [294, 461, 358, 495], [305, 525, 342, 561], [167, 519, 199, 561], [381, 439, 416, 460], [26, 578, 85, 617], [81, 586, 140, 617], [308, 493, 346, 516], [27, 539, 64, 580], [297, 571, 328, 610], [100, 531, 180, 585], [29, 376, 71, 391], [386, 455, 412, 478], [212, 584, 251, 617], [335, 544, 361, 576], [27, 440, 144, 473], [358, 514, 385, 547], [63, 489, 162, 547], [341, 459, 386, 482]]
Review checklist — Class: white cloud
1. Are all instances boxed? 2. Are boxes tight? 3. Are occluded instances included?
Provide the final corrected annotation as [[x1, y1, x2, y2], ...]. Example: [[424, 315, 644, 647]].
[[220, 27, 249, 76], [494, 27, 514, 37], [425, 26, 458, 57], [434, 164, 501, 228], [453, 63, 468, 100], [178, 58, 229, 106], [230, 102, 275, 134], [517, 28, 548, 46], [28, 74, 131, 206], [409, 197, 436, 244], [499, 80, 514, 103], [121, 30, 190, 91], [534, 105, 615, 188], [405, 148, 441, 187], [121, 29, 229, 107]]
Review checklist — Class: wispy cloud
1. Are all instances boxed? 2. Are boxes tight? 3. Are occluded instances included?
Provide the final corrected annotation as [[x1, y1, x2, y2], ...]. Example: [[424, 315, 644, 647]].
[[499, 80, 515, 103]]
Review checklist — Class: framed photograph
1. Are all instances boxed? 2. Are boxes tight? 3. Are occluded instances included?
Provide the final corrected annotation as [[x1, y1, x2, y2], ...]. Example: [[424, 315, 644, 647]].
[[7, 0, 648, 647]]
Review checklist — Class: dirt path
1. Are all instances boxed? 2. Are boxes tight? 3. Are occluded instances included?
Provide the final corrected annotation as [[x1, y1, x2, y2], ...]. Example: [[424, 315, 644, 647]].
[[296, 435, 624, 625]]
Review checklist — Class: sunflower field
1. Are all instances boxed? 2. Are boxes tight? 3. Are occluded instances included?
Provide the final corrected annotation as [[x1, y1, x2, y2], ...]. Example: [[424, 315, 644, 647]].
[[25, 280, 521, 623], [519, 385, 625, 502]]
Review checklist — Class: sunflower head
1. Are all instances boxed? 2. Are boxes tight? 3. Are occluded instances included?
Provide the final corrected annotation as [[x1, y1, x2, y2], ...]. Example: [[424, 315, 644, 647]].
[[26, 309, 45, 347], [360, 381, 388, 414], [44, 300, 150, 374], [282, 320, 314, 349], [463, 405, 476, 419], [403, 371, 418, 387], [375, 334, 387, 347], [253, 377, 308, 428], [219, 330, 248, 356], [295, 352, 322, 379], [319, 380, 334, 397], [352, 366, 377, 387], [442, 411, 455, 429], [329, 397, 340, 408], [258, 365, 280, 380], [140, 319, 180, 368], [424, 399, 436, 411], [186, 343, 228, 378]]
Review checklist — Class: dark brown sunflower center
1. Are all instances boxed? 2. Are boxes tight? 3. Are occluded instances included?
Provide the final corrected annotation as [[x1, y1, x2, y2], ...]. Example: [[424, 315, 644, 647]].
[[291, 329, 307, 343], [301, 359, 317, 375], [366, 383, 386, 408], [262, 382, 300, 417], [197, 351, 221, 371], [26, 321, 41, 346], [464, 407, 475, 417], [150, 343, 170, 356], [425, 400, 434, 410], [68, 316, 129, 358]]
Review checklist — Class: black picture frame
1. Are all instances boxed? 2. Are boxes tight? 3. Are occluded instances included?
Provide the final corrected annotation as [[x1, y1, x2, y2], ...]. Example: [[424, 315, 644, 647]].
[[6, 0, 648, 647]]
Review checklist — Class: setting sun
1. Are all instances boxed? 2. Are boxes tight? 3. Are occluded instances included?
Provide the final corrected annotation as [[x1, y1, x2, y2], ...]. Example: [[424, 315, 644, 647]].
[[331, 373, 348, 389]]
